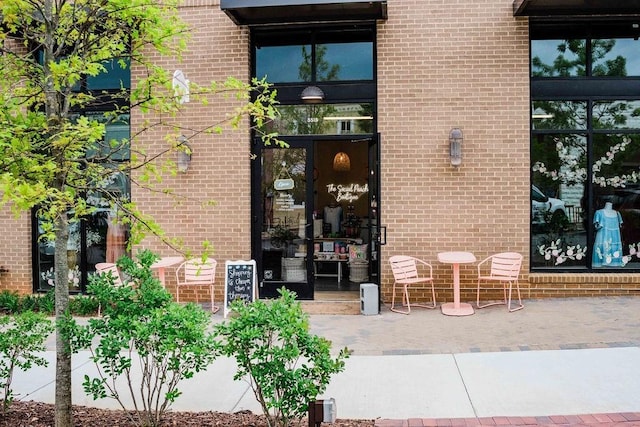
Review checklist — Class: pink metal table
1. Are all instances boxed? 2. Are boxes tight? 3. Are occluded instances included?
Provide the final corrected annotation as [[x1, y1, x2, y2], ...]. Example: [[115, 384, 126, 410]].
[[437, 251, 476, 316], [151, 256, 184, 287]]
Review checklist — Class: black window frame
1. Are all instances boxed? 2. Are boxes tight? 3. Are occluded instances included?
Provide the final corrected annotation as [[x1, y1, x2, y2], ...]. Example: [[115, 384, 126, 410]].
[[530, 18, 640, 273]]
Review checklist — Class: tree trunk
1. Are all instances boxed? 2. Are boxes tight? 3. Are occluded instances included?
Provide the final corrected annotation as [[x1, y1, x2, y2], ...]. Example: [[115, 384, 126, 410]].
[[54, 215, 72, 427]]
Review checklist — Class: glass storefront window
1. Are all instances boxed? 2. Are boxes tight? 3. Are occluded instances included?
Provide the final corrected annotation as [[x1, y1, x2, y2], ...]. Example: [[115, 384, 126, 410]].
[[87, 58, 131, 89], [591, 134, 640, 268], [317, 42, 373, 81], [260, 103, 373, 136], [532, 38, 640, 78], [592, 101, 640, 129], [255, 41, 373, 84], [531, 20, 640, 271], [592, 39, 640, 77], [533, 101, 587, 130], [531, 134, 587, 269], [531, 39, 585, 77], [35, 117, 130, 292], [256, 45, 311, 83]]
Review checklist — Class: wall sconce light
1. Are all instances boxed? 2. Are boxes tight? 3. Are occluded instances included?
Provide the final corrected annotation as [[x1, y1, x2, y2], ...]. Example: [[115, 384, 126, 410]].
[[449, 128, 463, 167], [300, 85, 325, 104], [333, 151, 351, 172], [176, 135, 192, 173]]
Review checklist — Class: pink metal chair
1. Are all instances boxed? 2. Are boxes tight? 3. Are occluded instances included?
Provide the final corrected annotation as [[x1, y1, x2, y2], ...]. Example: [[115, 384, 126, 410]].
[[95, 263, 125, 286], [389, 255, 436, 314], [175, 258, 218, 313], [94, 262, 127, 316], [476, 252, 524, 312]]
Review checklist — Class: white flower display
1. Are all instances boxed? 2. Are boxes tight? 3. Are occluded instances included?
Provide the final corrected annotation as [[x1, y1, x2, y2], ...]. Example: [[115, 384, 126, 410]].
[[533, 136, 637, 188], [41, 265, 81, 287], [537, 239, 587, 265]]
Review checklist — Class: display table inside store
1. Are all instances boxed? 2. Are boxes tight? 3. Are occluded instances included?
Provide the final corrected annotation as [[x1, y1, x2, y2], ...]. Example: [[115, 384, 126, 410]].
[[313, 257, 348, 284]]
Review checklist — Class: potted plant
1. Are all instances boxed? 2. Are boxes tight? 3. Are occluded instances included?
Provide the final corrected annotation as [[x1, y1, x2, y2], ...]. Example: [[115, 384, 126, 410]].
[[269, 224, 298, 257]]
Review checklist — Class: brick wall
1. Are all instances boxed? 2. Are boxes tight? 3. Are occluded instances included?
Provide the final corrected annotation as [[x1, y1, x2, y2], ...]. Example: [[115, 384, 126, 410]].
[[2, 0, 639, 304], [377, 0, 531, 303], [131, 0, 252, 302], [0, 208, 32, 293]]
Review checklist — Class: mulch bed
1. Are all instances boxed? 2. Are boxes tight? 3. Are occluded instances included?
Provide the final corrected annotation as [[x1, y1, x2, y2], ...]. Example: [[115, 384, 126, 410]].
[[0, 401, 376, 427]]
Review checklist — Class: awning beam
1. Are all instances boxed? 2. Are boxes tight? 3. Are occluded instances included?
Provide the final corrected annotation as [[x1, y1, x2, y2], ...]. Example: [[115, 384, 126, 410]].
[[514, 0, 640, 17], [221, 0, 387, 26]]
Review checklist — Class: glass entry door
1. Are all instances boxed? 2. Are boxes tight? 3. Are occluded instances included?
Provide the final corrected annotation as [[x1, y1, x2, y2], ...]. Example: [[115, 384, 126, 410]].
[[258, 144, 314, 299], [253, 135, 381, 300]]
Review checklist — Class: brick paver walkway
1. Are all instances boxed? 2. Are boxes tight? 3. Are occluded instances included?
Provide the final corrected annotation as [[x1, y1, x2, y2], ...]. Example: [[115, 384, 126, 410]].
[[374, 412, 640, 426]]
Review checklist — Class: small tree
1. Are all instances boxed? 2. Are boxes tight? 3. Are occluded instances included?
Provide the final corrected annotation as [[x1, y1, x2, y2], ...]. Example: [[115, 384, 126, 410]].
[[1, 2, 280, 425], [0, 311, 54, 414], [66, 250, 218, 427], [215, 288, 349, 427]]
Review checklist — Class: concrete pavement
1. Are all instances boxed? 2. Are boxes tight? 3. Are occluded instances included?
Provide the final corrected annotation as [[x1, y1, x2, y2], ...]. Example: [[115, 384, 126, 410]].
[[7, 296, 640, 425]]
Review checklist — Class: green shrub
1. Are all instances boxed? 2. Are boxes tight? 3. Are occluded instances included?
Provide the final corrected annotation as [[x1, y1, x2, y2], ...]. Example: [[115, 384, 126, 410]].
[[0, 291, 20, 314], [0, 311, 54, 413], [215, 288, 350, 427], [35, 290, 55, 314], [69, 295, 99, 316], [17, 294, 39, 313], [66, 250, 218, 427]]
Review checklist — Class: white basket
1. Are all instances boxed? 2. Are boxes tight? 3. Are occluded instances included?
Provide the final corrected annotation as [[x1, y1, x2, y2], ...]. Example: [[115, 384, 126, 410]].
[[349, 260, 369, 283], [282, 258, 306, 282], [284, 268, 306, 282]]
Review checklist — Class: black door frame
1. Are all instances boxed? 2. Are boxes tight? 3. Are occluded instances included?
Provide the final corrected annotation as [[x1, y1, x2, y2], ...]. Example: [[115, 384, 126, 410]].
[[251, 133, 381, 300]]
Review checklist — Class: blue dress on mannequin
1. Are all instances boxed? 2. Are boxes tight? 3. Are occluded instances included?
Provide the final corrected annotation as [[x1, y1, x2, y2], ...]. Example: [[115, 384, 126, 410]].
[[592, 202, 624, 267]]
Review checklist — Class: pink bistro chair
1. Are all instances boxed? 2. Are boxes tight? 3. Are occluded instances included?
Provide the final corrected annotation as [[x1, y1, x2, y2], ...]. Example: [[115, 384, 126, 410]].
[[389, 255, 437, 314], [476, 252, 524, 312], [175, 258, 218, 313], [94, 262, 128, 316], [95, 263, 125, 286]]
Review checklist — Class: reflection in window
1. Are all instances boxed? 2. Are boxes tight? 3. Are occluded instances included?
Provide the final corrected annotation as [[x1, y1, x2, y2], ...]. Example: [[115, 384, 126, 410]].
[[531, 134, 587, 269], [35, 116, 131, 292], [532, 38, 640, 78], [255, 41, 373, 84], [531, 39, 585, 77], [317, 42, 373, 81], [532, 101, 587, 130], [256, 45, 310, 83], [592, 101, 640, 129], [87, 58, 131, 90], [592, 39, 640, 77], [260, 103, 373, 136], [591, 134, 640, 268]]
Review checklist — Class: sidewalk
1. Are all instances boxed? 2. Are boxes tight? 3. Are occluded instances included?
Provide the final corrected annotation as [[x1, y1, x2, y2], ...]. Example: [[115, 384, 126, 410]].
[[9, 296, 640, 425]]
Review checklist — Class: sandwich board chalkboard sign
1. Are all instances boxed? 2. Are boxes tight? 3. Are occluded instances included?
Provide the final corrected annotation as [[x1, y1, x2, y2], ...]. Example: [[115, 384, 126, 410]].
[[224, 260, 257, 318]]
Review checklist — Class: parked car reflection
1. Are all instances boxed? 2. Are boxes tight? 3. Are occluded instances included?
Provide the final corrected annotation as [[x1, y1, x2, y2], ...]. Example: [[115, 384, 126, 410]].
[[532, 185, 568, 228]]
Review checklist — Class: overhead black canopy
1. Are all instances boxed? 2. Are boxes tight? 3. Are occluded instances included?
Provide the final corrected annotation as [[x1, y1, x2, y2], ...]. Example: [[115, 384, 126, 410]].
[[221, 0, 387, 26], [514, 0, 640, 17]]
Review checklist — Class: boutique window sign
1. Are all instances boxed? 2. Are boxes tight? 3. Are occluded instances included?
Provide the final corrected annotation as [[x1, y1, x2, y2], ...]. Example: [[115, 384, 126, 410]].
[[327, 183, 368, 203]]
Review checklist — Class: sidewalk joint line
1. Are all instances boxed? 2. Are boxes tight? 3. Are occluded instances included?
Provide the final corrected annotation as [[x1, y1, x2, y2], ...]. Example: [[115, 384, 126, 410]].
[[452, 353, 479, 421]]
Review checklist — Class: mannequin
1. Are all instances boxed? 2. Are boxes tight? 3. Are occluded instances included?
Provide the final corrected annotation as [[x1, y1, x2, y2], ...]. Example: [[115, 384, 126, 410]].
[[592, 201, 623, 267], [323, 202, 343, 235]]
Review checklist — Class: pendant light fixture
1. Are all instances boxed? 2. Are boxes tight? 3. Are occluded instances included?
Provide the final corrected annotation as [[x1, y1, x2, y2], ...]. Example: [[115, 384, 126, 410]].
[[333, 152, 351, 172], [300, 85, 325, 104]]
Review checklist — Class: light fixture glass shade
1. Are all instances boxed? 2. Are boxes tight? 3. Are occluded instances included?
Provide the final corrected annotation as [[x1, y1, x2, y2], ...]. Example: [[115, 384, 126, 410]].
[[177, 136, 192, 173], [449, 128, 463, 167], [300, 85, 325, 103], [333, 152, 351, 171]]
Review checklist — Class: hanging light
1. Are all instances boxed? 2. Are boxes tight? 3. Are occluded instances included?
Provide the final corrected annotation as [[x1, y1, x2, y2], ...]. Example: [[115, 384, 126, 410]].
[[333, 152, 351, 172], [176, 135, 192, 173], [300, 85, 325, 104]]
